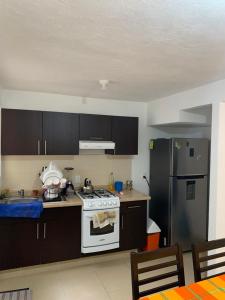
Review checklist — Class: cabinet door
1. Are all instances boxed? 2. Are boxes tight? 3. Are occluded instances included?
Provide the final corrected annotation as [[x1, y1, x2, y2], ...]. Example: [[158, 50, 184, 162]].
[[0, 221, 13, 270], [1, 109, 42, 155], [79, 114, 111, 141], [10, 220, 41, 268], [120, 201, 147, 250], [40, 207, 81, 264], [43, 112, 79, 155], [0, 219, 41, 270], [110, 116, 138, 155]]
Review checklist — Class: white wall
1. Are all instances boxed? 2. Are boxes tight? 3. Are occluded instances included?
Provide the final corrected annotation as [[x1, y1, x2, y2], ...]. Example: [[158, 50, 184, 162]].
[[0, 89, 152, 194], [208, 103, 225, 240], [148, 78, 225, 126]]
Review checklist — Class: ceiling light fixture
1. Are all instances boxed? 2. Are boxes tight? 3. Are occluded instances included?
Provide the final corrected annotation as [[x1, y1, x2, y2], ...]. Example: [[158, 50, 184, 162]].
[[99, 79, 109, 90]]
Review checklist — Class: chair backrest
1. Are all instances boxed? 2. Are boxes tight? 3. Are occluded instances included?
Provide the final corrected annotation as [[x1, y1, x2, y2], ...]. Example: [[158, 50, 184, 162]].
[[192, 238, 225, 282], [130, 244, 185, 300]]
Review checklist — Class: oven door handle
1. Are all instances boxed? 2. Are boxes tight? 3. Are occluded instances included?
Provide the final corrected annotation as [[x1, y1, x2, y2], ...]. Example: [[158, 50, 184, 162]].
[[84, 211, 119, 217]]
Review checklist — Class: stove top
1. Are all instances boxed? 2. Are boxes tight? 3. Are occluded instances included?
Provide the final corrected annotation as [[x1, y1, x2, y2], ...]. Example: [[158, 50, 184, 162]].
[[77, 189, 116, 200], [77, 189, 120, 210]]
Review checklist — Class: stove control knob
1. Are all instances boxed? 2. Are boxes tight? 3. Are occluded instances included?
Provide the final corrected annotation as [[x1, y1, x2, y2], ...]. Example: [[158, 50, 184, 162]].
[[98, 201, 102, 207], [113, 200, 117, 205], [103, 201, 107, 206]]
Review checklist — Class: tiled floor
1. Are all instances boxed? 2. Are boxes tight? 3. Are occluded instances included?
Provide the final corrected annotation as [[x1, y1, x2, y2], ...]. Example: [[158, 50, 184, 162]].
[[0, 251, 194, 300]]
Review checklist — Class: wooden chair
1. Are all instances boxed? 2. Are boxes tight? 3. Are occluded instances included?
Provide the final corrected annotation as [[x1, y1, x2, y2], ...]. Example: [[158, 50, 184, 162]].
[[192, 238, 225, 282], [130, 244, 185, 300]]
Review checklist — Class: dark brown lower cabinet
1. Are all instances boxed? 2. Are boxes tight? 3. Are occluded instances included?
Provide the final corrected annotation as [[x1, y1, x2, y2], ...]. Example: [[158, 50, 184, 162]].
[[40, 207, 81, 264], [0, 206, 81, 270], [0, 201, 147, 270], [11, 220, 41, 268], [0, 219, 40, 270], [120, 201, 147, 250], [0, 222, 15, 270]]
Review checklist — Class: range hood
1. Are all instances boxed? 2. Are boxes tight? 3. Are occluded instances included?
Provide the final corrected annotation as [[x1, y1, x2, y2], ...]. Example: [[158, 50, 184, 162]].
[[79, 140, 115, 150]]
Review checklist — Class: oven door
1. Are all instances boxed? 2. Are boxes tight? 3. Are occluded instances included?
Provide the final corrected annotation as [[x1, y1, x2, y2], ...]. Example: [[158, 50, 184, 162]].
[[82, 208, 119, 248]]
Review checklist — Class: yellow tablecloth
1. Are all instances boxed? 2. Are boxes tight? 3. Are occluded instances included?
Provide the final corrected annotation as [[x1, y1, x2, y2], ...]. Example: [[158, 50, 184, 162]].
[[141, 274, 225, 299]]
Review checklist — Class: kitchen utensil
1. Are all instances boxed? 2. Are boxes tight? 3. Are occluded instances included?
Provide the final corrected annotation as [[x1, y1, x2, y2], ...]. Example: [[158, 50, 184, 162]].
[[60, 178, 67, 189], [126, 180, 133, 191], [82, 178, 94, 194], [73, 175, 81, 191], [65, 181, 75, 197], [114, 181, 123, 193], [40, 162, 66, 200], [40, 161, 63, 183], [64, 167, 74, 181]]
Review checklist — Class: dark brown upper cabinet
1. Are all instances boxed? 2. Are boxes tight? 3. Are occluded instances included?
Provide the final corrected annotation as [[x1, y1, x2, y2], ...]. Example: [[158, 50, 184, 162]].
[[1, 109, 139, 155], [1, 109, 42, 155], [110, 116, 138, 155], [43, 112, 79, 155], [1, 109, 79, 155], [79, 114, 111, 141]]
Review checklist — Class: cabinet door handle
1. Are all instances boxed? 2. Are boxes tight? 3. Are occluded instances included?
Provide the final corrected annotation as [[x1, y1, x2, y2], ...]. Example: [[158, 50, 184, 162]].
[[121, 215, 124, 229], [90, 137, 104, 140], [43, 223, 47, 239], [128, 205, 141, 209], [163, 237, 167, 246], [36, 223, 39, 240], [37, 140, 40, 155], [44, 140, 47, 155]]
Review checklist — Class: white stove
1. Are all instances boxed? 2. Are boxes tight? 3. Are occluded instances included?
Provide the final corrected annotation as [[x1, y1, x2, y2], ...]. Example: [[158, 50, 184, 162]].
[[77, 189, 120, 254], [77, 189, 120, 210]]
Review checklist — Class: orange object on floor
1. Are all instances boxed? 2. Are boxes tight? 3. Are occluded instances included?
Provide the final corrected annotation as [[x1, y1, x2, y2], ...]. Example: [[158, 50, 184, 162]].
[[144, 232, 160, 251]]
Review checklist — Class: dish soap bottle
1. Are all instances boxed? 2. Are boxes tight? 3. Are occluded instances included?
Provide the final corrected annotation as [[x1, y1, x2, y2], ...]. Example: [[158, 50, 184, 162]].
[[108, 172, 114, 191]]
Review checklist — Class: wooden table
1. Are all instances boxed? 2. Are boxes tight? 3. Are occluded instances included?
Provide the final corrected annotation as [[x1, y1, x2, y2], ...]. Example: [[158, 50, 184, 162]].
[[140, 274, 225, 299]]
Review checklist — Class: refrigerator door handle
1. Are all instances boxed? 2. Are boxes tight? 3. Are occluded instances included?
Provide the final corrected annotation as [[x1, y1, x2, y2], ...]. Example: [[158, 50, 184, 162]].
[[169, 177, 174, 247], [176, 175, 205, 180]]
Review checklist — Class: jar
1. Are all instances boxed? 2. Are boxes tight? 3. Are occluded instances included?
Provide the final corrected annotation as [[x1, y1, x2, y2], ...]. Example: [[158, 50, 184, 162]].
[[126, 180, 133, 191]]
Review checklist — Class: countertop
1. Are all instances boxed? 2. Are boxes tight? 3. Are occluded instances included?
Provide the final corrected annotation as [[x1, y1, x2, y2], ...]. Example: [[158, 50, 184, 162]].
[[43, 197, 82, 208], [43, 189, 150, 209], [118, 189, 150, 202]]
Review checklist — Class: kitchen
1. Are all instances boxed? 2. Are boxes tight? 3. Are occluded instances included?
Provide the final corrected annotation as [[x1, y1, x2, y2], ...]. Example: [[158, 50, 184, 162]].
[[0, 107, 150, 258], [1, 1, 225, 300], [0, 100, 152, 300]]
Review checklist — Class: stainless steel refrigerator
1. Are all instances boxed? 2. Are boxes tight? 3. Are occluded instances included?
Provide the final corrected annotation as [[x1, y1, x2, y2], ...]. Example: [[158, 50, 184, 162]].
[[149, 138, 209, 251]]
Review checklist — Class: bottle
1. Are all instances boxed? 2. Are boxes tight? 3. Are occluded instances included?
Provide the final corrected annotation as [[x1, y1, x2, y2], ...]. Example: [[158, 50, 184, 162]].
[[108, 172, 114, 192]]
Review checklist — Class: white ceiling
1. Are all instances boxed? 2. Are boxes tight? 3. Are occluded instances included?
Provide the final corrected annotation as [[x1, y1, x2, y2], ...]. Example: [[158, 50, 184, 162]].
[[1, 1, 225, 102]]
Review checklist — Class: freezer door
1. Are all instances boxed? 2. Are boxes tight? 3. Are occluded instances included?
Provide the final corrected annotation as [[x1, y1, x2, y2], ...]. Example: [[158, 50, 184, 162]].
[[171, 138, 209, 176], [170, 176, 208, 251]]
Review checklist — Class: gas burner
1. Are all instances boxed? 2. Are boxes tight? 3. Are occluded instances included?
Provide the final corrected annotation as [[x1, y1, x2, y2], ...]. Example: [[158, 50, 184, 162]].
[[95, 189, 105, 194], [94, 189, 116, 198], [77, 191, 99, 200]]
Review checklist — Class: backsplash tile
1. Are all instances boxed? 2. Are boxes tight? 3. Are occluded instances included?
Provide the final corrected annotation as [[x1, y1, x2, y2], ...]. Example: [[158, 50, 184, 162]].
[[1, 155, 132, 191]]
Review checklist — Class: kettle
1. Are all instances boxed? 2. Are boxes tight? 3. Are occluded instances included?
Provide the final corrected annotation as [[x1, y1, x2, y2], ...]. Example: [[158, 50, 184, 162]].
[[82, 178, 94, 194]]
